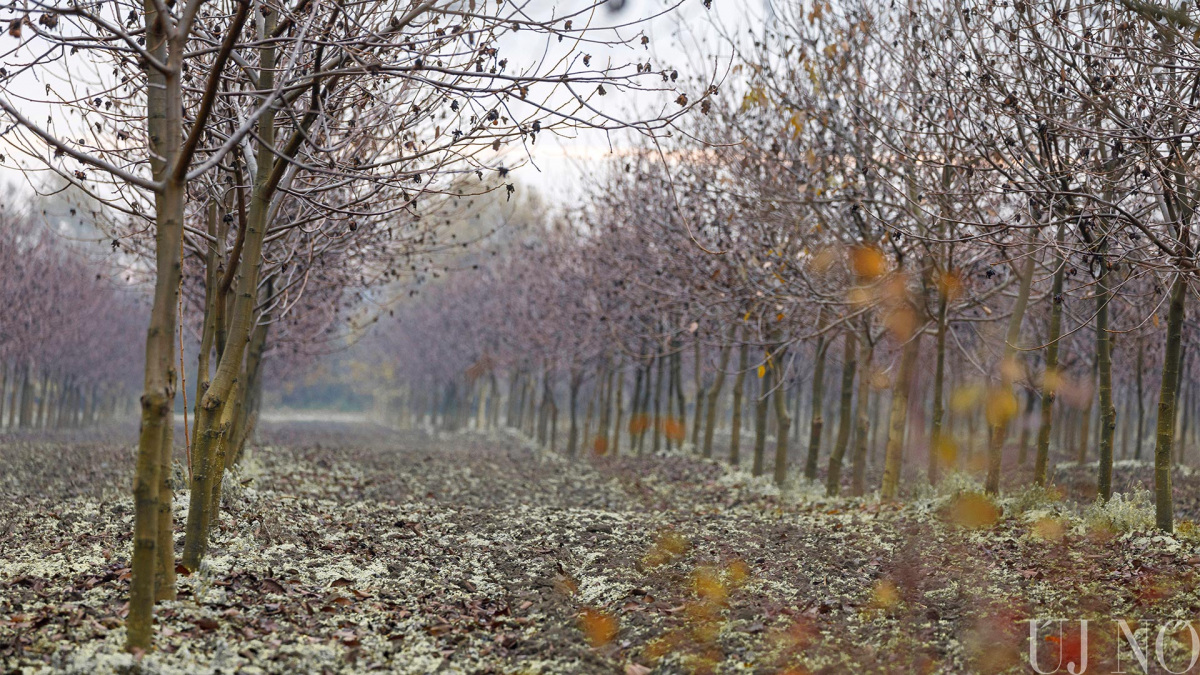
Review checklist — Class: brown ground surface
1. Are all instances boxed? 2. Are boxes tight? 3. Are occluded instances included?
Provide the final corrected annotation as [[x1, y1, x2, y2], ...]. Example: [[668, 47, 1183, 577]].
[[4, 421, 1200, 674]]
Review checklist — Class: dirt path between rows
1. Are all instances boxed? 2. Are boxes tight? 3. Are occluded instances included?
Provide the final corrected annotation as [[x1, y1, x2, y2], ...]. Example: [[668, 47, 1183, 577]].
[[5, 421, 1200, 674]]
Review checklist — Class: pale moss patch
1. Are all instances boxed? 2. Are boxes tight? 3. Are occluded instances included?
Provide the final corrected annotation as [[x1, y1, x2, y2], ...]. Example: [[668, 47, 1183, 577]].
[[1001, 484, 1066, 521], [1083, 486, 1155, 533]]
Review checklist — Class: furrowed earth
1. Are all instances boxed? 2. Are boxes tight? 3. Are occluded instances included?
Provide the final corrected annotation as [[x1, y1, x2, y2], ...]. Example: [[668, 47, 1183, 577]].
[[5, 421, 1200, 674]]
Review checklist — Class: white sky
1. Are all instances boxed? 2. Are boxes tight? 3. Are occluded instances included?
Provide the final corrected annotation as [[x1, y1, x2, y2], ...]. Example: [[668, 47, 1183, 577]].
[[0, 0, 760, 203]]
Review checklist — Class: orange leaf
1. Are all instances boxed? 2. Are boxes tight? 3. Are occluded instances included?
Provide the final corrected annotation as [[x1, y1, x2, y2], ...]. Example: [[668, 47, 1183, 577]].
[[850, 245, 887, 278], [579, 607, 619, 647], [949, 492, 999, 529]]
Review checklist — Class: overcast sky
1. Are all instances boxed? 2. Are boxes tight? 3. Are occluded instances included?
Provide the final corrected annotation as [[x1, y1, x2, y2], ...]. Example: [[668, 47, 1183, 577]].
[[0, 0, 761, 204]]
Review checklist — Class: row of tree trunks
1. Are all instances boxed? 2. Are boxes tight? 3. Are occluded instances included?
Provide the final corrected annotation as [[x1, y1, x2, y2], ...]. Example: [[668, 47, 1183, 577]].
[[0, 366, 119, 430], [396, 278, 1197, 512]]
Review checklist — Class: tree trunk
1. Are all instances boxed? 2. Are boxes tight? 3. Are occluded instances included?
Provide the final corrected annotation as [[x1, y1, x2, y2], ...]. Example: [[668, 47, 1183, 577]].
[[1120, 395, 1132, 460], [826, 332, 857, 496], [629, 360, 643, 453], [537, 365, 552, 447], [1035, 236, 1067, 486], [154, 418, 176, 602], [0, 362, 7, 429], [612, 368, 623, 457], [984, 239, 1036, 495], [637, 361, 652, 455], [1096, 259, 1116, 501], [600, 366, 615, 454], [729, 341, 749, 466], [751, 355, 770, 477], [231, 309, 269, 465], [673, 347, 686, 446], [851, 335, 873, 496], [36, 370, 50, 429], [1179, 360, 1191, 465], [703, 336, 733, 458], [208, 380, 240, 527], [1175, 347, 1188, 460], [804, 309, 830, 480], [19, 364, 33, 428], [582, 383, 595, 454], [652, 352, 664, 454], [489, 373, 501, 430], [928, 281, 949, 484], [772, 344, 792, 486], [692, 340, 705, 450], [1077, 365, 1095, 466], [126, 0, 186, 645], [8, 363, 21, 429], [881, 325, 921, 501], [182, 9, 279, 570], [1136, 340, 1146, 461], [567, 369, 582, 457], [506, 370, 521, 428], [1154, 272, 1186, 532], [1016, 391, 1035, 466]]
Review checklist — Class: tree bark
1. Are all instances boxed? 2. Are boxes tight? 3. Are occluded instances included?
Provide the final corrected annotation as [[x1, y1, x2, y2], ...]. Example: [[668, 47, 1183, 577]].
[[612, 368, 623, 457], [1016, 390, 1035, 466], [803, 309, 829, 480], [881, 323, 921, 501], [691, 340, 705, 450], [729, 341, 749, 466], [1155, 272, 1186, 532], [567, 368, 582, 456], [826, 332, 857, 496], [600, 366, 615, 454], [928, 280, 949, 484], [154, 418, 176, 602], [985, 239, 1036, 495], [751, 355, 770, 477], [1077, 365, 1095, 466], [182, 9, 280, 569], [703, 335, 733, 458], [1136, 340, 1145, 460], [1035, 233, 1067, 486], [629, 359, 643, 453], [772, 344, 792, 486], [126, 0, 186, 646], [1096, 258, 1116, 501], [851, 334, 873, 496]]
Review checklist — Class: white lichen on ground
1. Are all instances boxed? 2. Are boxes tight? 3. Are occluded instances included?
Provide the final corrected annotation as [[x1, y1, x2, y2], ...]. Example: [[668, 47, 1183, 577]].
[[5, 423, 1200, 674]]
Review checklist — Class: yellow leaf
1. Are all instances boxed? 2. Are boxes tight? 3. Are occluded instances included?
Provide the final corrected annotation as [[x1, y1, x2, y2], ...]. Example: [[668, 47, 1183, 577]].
[[1031, 517, 1065, 543], [1043, 367, 1062, 394], [788, 111, 805, 139], [985, 388, 1018, 427], [939, 270, 963, 301], [998, 356, 1022, 382], [578, 608, 618, 647], [884, 306, 916, 341], [692, 566, 728, 606], [949, 492, 999, 529], [644, 529, 690, 568], [757, 364, 766, 378], [849, 245, 886, 278], [950, 384, 982, 413], [870, 579, 900, 609], [935, 436, 958, 468], [724, 559, 750, 588]]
